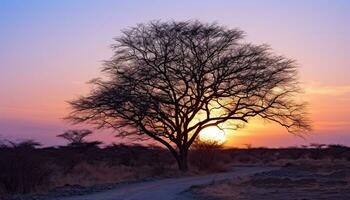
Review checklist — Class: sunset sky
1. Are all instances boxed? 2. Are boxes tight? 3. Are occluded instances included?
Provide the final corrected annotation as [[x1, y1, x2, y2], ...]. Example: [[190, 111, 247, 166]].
[[1, 0, 349, 147]]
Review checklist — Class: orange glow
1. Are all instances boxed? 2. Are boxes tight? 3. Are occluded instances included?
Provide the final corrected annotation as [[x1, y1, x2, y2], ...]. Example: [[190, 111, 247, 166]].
[[1, 1, 349, 147]]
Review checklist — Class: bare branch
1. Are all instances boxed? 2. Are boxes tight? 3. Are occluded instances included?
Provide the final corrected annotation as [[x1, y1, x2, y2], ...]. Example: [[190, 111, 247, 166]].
[[67, 20, 311, 171]]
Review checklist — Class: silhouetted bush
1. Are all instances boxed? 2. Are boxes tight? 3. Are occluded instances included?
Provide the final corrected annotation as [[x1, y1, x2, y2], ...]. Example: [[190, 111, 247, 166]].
[[190, 140, 226, 171], [0, 141, 51, 195]]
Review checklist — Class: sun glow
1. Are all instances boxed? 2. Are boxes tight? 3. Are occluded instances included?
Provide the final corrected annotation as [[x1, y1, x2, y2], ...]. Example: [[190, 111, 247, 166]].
[[199, 126, 226, 144]]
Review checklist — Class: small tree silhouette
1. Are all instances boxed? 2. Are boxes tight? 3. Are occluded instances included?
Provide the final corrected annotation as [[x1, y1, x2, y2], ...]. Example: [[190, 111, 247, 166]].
[[57, 129, 93, 145], [2, 139, 41, 149], [244, 143, 253, 149]]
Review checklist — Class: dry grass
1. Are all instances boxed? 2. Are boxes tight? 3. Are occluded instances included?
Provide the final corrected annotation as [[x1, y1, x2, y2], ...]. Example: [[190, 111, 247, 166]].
[[1, 142, 350, 197], [0, 143, 177, 197], [51, 163, 137, 187]]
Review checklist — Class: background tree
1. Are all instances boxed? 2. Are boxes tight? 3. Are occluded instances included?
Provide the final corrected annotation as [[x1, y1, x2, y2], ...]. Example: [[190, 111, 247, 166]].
[[68, 21, 311, 171], [0, 139, 41, 149], [57, 129, 93, 145]]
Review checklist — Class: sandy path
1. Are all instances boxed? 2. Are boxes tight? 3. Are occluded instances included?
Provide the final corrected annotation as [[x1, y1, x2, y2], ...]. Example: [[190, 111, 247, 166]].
[[51, 167, 275, 200]]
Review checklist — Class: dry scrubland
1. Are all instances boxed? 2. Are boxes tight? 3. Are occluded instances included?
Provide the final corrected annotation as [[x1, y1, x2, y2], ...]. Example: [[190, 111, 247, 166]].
[[0, 142, 177, 199], [1, 141, 350, 199], [188, 145, 350, 200], [189, 160, 350, 200]]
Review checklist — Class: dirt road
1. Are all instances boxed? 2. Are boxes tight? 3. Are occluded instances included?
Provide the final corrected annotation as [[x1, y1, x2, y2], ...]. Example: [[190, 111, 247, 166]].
[[51, 167, 275, 200]]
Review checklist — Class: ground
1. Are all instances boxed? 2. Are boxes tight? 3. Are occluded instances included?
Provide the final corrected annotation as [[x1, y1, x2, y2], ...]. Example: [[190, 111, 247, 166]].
[[4, 167, 273, 200], [188, 161, 350, 200], [2, 145, 350, 199]]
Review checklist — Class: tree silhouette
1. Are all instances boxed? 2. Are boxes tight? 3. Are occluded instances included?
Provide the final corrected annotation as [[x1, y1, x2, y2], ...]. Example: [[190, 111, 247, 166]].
[[68, 21, 311, 171], [57, 129, 93, 144], [1, 139, 41, 149]]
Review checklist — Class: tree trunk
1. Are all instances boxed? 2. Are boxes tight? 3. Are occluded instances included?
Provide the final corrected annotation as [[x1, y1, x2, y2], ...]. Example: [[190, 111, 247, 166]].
[[177, 148, 188, 172]]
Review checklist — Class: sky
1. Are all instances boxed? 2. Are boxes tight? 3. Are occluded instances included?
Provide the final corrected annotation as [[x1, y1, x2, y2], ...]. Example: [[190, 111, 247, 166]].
[[0, 0, 349, 147]]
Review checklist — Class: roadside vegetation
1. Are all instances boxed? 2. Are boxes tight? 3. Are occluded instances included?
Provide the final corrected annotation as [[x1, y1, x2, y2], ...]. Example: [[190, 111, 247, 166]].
[[1, 135, 349, 198]]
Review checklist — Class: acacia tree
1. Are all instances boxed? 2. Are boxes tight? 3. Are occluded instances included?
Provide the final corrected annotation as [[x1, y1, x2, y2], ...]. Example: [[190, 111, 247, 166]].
[[68, 21, 311, 171], [57, 129, 93, 144]]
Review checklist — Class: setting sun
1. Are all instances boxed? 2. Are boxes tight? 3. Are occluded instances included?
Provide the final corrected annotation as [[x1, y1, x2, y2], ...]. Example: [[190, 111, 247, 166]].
[[199, 126, 226, 144]]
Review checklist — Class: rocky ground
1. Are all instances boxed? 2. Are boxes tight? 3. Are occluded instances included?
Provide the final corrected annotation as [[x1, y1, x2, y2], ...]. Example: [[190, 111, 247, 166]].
[[188, 162, 350, 200]]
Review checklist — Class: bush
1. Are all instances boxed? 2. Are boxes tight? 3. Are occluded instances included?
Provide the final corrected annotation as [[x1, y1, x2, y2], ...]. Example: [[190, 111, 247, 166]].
[[0, 142, 177, 196], [190, 140, 226, 172], [0, 145, 51, 195]]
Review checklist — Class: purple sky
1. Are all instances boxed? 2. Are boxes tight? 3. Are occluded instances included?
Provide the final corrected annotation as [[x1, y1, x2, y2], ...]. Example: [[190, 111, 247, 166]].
[[1, 0, 349, 147]]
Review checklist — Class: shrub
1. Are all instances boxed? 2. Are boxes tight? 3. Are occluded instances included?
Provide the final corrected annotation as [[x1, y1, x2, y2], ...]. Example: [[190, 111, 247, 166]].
[[0, 143, 51, 195], [190, 140, 226, 172]]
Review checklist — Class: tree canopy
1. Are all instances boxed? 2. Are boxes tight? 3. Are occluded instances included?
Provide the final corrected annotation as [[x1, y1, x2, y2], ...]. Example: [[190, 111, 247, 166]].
[[68, 21, 311, 171]]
